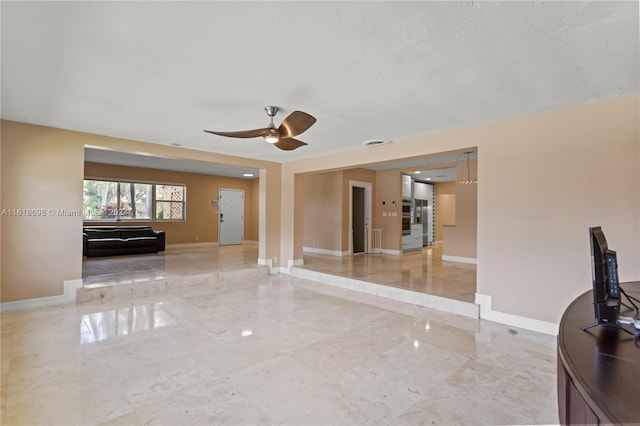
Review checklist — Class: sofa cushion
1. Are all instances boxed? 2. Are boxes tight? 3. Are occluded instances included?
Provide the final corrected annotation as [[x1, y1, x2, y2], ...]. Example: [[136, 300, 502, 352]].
[[125, 237, 158, 248], [85, 230, 122, 239], [87, 238, 126, 249], [120, 228, 155, 239], [83, 226, 164, 257]]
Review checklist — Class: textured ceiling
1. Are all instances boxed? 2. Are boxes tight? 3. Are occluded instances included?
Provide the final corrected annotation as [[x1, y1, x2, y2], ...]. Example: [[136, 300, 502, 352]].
[[2, 1, 638, 165]]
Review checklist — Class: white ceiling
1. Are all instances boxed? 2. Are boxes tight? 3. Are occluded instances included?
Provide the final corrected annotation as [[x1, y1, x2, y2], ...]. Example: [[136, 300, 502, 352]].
[[84, 148, 260, 179], [2, 1, 638, 167], [84, 147, 472, 181]]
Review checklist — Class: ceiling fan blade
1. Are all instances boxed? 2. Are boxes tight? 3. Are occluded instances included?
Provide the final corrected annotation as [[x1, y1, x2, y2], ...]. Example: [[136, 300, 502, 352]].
[[273, 138, 308, 151], [278, 111, 316, 138], [203, 127, 271, 138]]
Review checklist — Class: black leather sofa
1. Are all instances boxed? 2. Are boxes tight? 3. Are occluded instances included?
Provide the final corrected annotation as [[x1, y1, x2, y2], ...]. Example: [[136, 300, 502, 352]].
[[83, 226, 166, 257]]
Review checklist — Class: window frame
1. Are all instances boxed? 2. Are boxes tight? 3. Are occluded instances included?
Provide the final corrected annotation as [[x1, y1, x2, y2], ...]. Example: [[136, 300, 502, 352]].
[[154, 184, 187, 221], [83, 178, 186, 222]]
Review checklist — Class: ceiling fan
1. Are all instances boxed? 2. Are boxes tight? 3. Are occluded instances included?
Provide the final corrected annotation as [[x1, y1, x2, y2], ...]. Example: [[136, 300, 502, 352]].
[[204, 106, 316, 151]]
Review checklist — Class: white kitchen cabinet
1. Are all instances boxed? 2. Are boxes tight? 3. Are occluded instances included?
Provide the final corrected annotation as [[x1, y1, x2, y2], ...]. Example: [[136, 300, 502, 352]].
[[413, 182, 435, 245], [403, 224, 423, 252], [414, 181, 428, 200], [402, 174, 412, 199]]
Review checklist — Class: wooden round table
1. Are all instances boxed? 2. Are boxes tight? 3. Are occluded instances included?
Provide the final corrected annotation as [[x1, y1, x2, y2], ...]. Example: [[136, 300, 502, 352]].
[[557, 281, 640, 424]]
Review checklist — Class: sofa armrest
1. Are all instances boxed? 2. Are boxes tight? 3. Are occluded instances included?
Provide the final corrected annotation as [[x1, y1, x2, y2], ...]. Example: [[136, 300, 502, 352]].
[[82, 233, 88, 257], [154, 230, 166, 251]]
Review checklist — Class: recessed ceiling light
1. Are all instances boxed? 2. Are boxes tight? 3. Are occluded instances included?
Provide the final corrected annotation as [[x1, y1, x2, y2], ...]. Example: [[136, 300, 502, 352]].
[[414, 171, 420, 174], [426, 178, 431, 181], [243, 173, 255, 177]]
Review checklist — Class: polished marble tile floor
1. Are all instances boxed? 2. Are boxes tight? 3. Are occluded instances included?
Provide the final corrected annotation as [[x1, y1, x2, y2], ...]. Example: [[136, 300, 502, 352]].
[[301, 244, 476, 303], [82, 244, 264, 287], [1, 273, 558, 425], [82, 244, 476, 306]]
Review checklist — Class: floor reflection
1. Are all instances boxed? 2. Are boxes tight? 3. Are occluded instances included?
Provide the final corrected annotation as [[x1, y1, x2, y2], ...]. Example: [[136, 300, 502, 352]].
[[82, 243, 476, 303], [301, 244, 477, 303], [81, 301, 176, 344]]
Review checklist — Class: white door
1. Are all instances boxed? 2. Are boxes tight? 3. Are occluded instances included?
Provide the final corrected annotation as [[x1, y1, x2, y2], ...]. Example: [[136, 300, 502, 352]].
[[218, 188, 244, 245]]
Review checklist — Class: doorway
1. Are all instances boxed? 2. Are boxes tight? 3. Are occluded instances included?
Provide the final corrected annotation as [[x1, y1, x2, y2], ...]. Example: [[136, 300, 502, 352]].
[[218, 188, 244, 245], [352, 187, 365, 254], [349, 180, 372, 254]]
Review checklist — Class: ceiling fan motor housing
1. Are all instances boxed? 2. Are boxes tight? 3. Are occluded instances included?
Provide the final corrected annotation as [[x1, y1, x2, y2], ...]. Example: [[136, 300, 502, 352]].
[[265, 106, 279, 117]]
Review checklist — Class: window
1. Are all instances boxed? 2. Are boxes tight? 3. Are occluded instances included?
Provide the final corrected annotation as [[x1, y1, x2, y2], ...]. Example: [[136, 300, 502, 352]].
[[155, 184, 185, 220], [83, 180, 185, 221]]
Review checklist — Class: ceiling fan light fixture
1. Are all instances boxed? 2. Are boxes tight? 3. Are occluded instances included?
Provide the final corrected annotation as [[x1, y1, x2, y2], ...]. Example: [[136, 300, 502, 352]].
[[204, 106, 315, 151]]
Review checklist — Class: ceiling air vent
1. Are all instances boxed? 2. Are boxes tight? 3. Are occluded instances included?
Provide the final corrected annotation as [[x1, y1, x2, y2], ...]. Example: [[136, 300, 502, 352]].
[[363, 139, 392, 148]]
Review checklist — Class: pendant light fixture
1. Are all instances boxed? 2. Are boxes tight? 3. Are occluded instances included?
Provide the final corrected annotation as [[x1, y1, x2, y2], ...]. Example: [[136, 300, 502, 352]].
[[458, 151, 477, 184]]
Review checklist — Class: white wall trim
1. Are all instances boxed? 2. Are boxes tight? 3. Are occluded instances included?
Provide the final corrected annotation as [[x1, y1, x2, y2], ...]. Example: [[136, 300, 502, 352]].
[[304, 246, 399, 257], [0, 279, 83, 313], [348, 180, 373, 255], [381, 249, 402, 256], [289, 267, 479, 318], [302, 246, 349, 257], [258, 258, 272, 267], [442, 255, 477, 264], [288, 259, 304, 268], [166, 242, 218, 249], [475, 293, 559, 336], [258, 258, 281, 275]]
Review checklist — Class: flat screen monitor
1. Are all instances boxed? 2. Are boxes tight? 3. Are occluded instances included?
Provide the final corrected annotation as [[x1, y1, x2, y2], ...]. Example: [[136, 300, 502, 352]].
[[588, 226, 620, 326]]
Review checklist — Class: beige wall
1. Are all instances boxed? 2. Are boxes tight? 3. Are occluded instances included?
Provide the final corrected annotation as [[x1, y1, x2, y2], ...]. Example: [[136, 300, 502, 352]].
[[374, 169, 403, 251], [84, 162, 259, 244], [299, 168, 377, 254], [1, 120, 281, 302], [0, 124, 3, 299], [434, 181, 456, 241], [293, 173, 305, 260], [1, 122, 85, 302], [285, 95, 639, 324], [442, 159, 478, 259], [342, 168, 376, 251], [300, 171, 343, 252], [477, 98, 639, 322], [2, 96, 638, 325], [248, 178, 260, 242]]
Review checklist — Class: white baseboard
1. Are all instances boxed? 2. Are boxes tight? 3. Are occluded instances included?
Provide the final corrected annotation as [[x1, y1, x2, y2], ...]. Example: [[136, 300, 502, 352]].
[[303, 247, 400, 256], [288, 259, 304, 268], [0, 279, 83, 313], [258, 258, 281, 275], [166, 241, 257, 250], [166, 242, 218, 249], [303, 247, 349, 257], [442, 255, 477, 264], [381, 249, 402, 256], [258, 258, 272, 268], [475, 293, 559, 335], [289, 267, 479, 318]]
